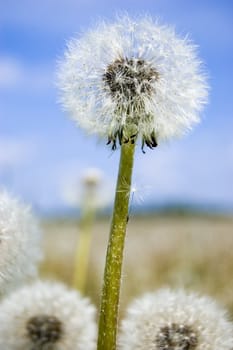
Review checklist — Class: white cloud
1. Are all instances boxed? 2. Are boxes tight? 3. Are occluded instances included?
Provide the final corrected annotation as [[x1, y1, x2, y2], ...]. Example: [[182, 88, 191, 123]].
[[0, 57, 23, 88], [133, 132, 233, 205], [0, 137, 34, 167], [0, 56, 53, 91]]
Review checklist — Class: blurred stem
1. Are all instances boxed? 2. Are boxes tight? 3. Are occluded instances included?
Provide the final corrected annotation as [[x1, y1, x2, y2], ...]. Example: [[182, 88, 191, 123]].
[[73, 204, 95, 293], [97, 142, 136, 350]]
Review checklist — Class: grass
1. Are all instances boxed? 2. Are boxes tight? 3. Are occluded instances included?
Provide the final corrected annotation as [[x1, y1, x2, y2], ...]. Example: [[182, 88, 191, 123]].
[[40, 212, 233, 318]]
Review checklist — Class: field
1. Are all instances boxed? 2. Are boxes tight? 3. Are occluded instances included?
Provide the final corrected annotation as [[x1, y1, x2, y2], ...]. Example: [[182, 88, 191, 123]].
[[40, 213, 233, 318]]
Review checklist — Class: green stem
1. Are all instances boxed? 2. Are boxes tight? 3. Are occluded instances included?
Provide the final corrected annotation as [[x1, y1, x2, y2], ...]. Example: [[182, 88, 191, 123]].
[[72, 207, 95, 293], [97, 142, 136, 350]]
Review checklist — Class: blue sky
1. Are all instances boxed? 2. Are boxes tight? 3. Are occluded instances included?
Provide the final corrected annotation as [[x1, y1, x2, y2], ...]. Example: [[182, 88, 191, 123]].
[[0, 0, 233, 214]]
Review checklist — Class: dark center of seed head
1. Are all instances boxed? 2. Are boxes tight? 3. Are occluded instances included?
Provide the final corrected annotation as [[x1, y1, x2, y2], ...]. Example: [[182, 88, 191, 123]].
[[155, 323, 198, 350], [103, 57, 159, 100], [26, 315, 63, 348]]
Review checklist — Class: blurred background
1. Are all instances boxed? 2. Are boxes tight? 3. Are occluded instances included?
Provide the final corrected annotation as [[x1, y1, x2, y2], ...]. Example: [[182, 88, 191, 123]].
[[1, 0, 233, 316]]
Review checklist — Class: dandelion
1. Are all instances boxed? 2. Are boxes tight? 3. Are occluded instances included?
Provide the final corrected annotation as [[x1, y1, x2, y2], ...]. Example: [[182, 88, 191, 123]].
[[81, 168, 103, 210], [57, 15, 208, 350], [82, 167, 102, 187], [73, 168, 103, 293], [0, 190, 42, 296], [119, 289, 233, 350], [58, 15, 207, 151], [0, 280, 97, 350]]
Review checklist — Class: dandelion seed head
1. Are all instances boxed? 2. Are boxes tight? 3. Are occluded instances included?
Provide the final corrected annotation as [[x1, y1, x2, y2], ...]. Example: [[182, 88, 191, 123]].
[[57, 15, 208, 150], [82, 167, 103, 187], [119, 289, 233, 350], [0, 190, 42, 295], [26, 314, 63, 348], [0, 280, 97, 350], [156, 323, 198, 350], [103, 57, 159, 101]]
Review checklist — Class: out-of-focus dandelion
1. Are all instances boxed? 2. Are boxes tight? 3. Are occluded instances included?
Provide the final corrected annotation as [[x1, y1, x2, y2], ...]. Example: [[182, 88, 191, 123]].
[[0, 190, 42, 296], [61, 168, 113, 209], [0, 280, 97, 350], [57, 15, 208, 350], [80, 168, 103, 210], [73, 168, 102, 293], [119, 288, 233, 350]]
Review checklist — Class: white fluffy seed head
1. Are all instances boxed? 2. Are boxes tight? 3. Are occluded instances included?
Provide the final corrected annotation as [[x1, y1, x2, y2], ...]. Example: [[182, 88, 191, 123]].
[[82, 167, 103, 187], [118, 288, 233, 350], [0, 190, 42, 296], [0, 280, 97, 350], [57, 15, 208, 150]]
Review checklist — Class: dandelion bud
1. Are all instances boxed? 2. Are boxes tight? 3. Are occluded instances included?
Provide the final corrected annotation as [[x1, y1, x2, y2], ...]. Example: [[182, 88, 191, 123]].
[[119, 289, 233, 350], [0, 280, 97, 349], [0, 191, 42, 295], [57, 15, 208, 151]]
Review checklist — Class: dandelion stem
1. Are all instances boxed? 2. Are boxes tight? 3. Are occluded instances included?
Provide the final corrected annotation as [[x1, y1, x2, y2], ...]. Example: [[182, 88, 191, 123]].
[[97, 141, 136, 350], [73, 206, 94, 293]]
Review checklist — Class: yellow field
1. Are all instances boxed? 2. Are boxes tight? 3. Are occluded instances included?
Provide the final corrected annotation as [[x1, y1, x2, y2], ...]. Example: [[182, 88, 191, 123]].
[[40, 213, 233, 317]]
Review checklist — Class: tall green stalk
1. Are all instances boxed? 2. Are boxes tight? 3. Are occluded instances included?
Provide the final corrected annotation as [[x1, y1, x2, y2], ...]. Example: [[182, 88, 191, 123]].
[[97, 141, 136, 350], [73, 206, 95, 293]]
